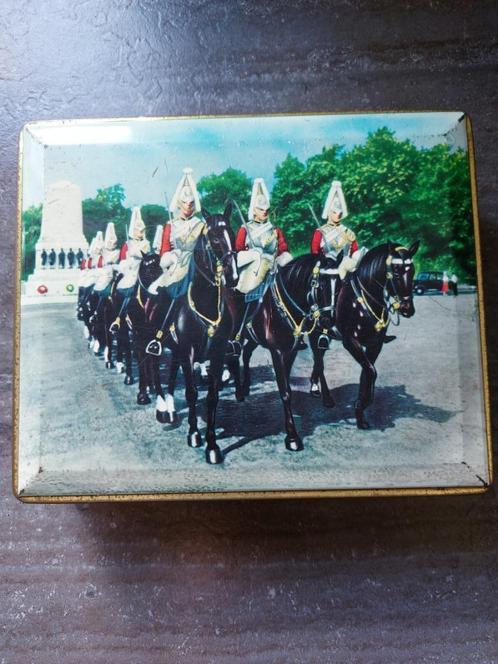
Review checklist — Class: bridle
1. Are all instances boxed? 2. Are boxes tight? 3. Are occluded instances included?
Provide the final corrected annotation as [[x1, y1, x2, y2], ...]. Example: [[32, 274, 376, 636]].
[[188, 220, 235, 337], [270, 260, 336, 348], [351, 248, 414, 332]]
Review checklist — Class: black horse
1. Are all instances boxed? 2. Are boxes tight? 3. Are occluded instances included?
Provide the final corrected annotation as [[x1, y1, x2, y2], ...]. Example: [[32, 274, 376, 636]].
[[308, 241, 419, 428], [236, 254, 337, 452], [114, 252, 163, 395], [145, 203, 239, 464]]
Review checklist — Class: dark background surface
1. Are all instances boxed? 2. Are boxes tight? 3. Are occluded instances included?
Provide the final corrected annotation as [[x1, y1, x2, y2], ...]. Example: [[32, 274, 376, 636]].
[[1, 1, 498, 661]]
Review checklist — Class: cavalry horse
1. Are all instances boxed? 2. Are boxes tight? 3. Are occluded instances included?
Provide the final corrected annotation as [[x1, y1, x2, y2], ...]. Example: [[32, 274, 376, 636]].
[[143, 202, 239, 464], [115, 251, 163, 399], [236, 254, 338, 452], [308, 240, 419, 428]]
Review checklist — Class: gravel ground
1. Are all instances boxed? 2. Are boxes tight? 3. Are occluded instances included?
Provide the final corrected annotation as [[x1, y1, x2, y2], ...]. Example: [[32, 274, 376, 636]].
[[17, 293, 488, 496]]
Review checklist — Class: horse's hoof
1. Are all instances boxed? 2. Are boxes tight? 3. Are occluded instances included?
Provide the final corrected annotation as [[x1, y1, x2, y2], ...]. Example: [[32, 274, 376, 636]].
[[188, 431, 203, 448], [137, 391, 151, 405], [156, 409, 171, 422], [105, 361, 114, 369], [206, 447, 223, 464], [124, 375, 134, 386], [115, 362, 125, 374], [356, 419, 370, 430], [309, 382, 320, 398], [285, 435, 304, 452]]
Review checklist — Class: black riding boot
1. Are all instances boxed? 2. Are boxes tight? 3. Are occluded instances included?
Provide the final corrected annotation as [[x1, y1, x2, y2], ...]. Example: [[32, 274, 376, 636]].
[[110, 294, 132, 334], [146, 296, 176, 356]]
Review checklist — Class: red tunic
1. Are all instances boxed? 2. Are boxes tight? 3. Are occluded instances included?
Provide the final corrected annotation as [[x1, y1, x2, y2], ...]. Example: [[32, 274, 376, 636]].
[[159, 223, 172, 256], [97, 255, 103, 268], [119, 243, 128, 261], [81, 258, 87, 270], [235, 226, 288, 255], [310, 228, 358, 256], [87, 258, 93, 269]]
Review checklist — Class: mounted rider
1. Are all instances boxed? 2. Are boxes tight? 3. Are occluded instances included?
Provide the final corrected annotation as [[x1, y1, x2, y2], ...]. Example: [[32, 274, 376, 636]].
[[146, 167, 205, 355], [310, 180, 365, 341], [235, 177, 292, 294], [229, 177, 294, 355], [91, 222, 120, 323], [79, 231, 104, 289], [109, 207, 151, 333], [77, 231, 104, 324]]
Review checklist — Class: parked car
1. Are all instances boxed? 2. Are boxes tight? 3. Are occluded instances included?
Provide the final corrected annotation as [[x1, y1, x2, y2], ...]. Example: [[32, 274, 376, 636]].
[[413, 271, 456, 295]]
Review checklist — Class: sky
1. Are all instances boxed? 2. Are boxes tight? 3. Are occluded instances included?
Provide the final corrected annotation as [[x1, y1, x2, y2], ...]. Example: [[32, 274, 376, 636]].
[[22, 112, 467, 210]]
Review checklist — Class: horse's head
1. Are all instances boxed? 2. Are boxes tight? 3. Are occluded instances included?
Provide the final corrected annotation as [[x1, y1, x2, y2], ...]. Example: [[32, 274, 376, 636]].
[[201, 201, 238, 288], [139, 251, 162, 288], [386, 241, 419, 317]]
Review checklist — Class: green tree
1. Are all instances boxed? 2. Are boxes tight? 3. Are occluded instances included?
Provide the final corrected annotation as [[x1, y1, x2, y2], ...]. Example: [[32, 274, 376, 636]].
[[22, 204, 42, 279], [141, 204, 169, 243], [82, 184, 129, 241], [338, 127, 419, 249], [271, 146, 342, 253], [198, 167, 252, 222]]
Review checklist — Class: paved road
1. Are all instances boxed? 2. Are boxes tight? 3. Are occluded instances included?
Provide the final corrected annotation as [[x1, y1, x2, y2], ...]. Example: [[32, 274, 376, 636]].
[[18, 294, 487, 496]]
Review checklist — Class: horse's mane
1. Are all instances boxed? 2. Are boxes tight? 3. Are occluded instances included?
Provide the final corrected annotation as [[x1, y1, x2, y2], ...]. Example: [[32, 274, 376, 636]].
[[355, 243, 390, 283], [280, 254, 320, 289]]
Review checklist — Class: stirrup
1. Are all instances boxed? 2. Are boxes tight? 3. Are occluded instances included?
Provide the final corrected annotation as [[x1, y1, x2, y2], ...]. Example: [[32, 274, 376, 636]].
[[146, 338, 162, 356], [226, 339, 242, 357], [109, 318, 120, 334], [317, 334, 330, 350]]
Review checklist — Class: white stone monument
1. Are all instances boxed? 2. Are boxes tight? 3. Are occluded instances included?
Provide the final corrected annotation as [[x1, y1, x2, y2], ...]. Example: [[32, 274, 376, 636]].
[[25, 180, 88, 299]]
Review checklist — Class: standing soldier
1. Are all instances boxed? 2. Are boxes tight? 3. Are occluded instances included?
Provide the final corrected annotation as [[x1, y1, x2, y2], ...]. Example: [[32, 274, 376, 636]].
[[48, 248, 56, 268], [229, 177, 293, 355], [76, 248, 84, 267], [67, 248, 75, 268], [110, 207, 150, 333], [146, 167, 205, 355], [58, 248, 66, 269], [40, 249, 48, 268]]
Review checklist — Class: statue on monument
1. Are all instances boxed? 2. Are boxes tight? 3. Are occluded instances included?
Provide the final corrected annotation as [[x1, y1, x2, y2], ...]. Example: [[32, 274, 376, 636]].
[[25, 180, 89, 298]]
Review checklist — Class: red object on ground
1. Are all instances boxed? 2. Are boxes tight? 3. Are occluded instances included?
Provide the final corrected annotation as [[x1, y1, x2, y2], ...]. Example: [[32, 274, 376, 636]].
[[37, 284, 48, 295]]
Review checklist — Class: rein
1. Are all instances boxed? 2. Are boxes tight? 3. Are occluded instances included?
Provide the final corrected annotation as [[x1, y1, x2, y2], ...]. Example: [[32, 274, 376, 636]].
[[271, 261, 332, 342], [188, 227, 227, 337], [351, 249, 410, 332]]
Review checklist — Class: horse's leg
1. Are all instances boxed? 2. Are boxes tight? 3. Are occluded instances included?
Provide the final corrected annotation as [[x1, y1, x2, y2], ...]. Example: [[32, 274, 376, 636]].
[[271, 347, 303, 451], [309, 335, 334, 408], [121, 323, 134, 385], [242, 337, 257, 397], [342, 336, 381, 429], [92, 301, 103, 356], [226, 354, 243, 402], [156, 352, 178, 424], [204, 347, 224, 464], [181, 350, 202, 448], [154, 353, 179, 420], [285, 348, 297, 380], [132, 330, 151, 405], [103, 303, 115, 369]]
